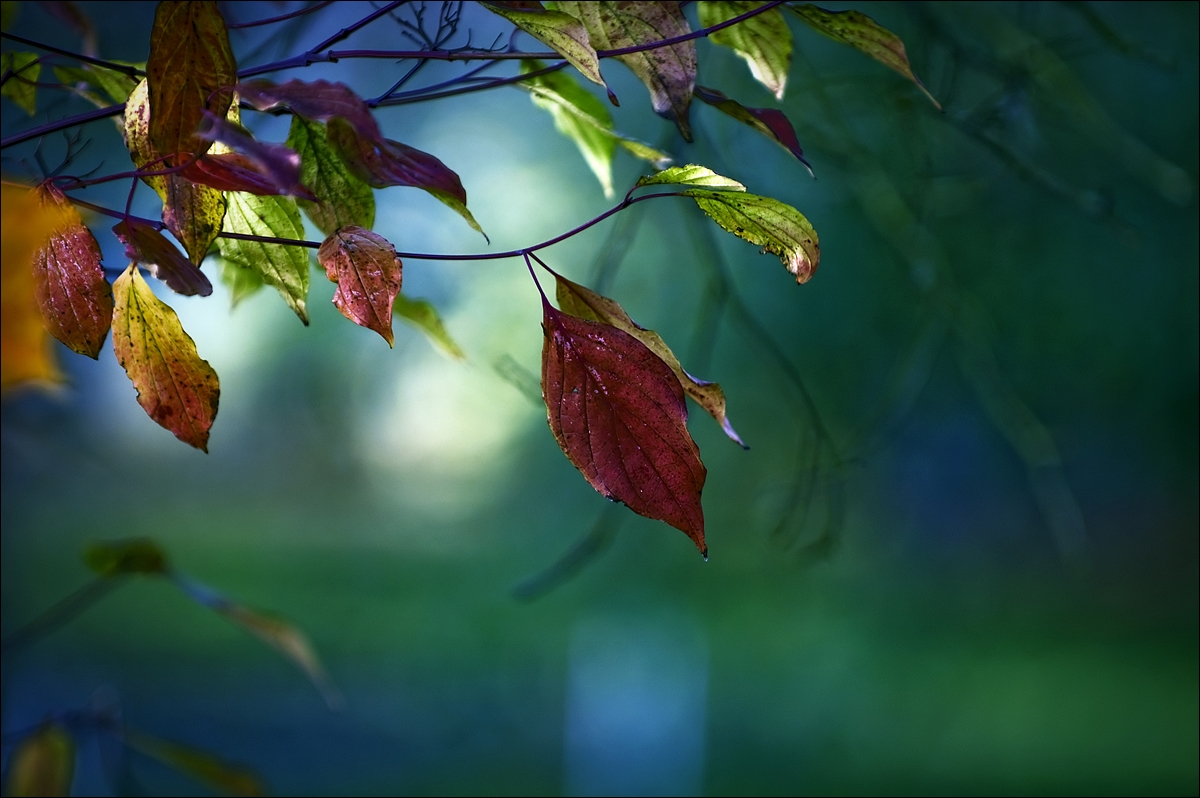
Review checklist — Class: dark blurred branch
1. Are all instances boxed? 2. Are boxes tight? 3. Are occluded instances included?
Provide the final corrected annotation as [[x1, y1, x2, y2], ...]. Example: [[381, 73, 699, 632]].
[[1, 576, 124, 658]]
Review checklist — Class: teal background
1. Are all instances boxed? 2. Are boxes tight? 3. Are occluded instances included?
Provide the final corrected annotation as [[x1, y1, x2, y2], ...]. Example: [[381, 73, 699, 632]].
[[3, 2, 1197, 794]]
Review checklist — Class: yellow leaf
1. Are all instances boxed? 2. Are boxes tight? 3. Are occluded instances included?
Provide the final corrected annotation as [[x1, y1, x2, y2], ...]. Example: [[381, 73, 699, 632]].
[[124, 728, 264, 797], [5, 723, 75, 797]]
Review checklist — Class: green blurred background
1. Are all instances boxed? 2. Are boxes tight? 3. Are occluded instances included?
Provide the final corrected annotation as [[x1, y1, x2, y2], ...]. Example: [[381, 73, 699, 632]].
[[2, 1, 1196, 794]]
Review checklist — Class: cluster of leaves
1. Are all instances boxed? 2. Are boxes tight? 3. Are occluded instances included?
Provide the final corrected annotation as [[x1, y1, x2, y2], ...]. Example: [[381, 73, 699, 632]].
[[2, 1, 937, 554]]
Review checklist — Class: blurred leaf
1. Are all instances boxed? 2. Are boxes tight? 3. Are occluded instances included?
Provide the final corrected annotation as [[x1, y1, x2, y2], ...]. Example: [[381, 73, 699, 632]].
[[791, 4, 940, 109], [286, 117, 375, 236], [685, 189, 820, 283], [237, 78, 382, 141], [493, 354, 543, 404], [699, 1, 792, 99], [1, 183, 63, 390], [636, 164, 745, 189], [694, 85, 812, 174], [112, 219, 212, 297], [1, 1, 17, 31], [83, 538, 168, 576], [123, 728, 264, 797], [216, 193, 309, 323], [216, 256, 265, 307], [394, 293, 465, 360], [196, 112, 317, 200], [53, 61, 140, 105], [541, 299, 708, 555], [318, 226, 403, 346], [554, 272, 746, 446], [112, 265, 220, 451], [1, 51, 40, 115], [5, 723, 75, 797], [31, 183, 113, 359], [483, 1, 609, 90]]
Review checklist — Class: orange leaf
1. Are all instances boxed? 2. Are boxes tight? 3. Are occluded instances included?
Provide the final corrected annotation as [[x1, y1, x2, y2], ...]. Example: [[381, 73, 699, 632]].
[[1, 183, 64, 390]]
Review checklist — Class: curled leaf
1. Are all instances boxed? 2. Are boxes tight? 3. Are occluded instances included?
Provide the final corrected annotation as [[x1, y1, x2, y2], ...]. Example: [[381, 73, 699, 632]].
[[1, 184, 63, 390], [542, 300, 708, 555], [113, 219, 213, 297], [318, 226, 402, 345], [636, 164, 746, 190], [685, 189, 820, 282], [483, 2, 609, 90], [112, 265, 220, 450], [236, 78, 382, 141], [124, 728, 265, 797], [84, 538, 169, 576], [554, 273, 746, 447], [699, 1, 792, 99], [216, 193, 310, 323], [695, 85, 812, 174], [286, 117, 375, 236], [394, 293, 465, 360], [791, 4, 940, 109], [1, 51, 41, 115], [4, 723, 74, 798], [195, 112, 316, 200], [32, 183, 114, 358]]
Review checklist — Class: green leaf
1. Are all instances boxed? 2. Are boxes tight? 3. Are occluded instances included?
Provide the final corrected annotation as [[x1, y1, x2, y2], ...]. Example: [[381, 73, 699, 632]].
[[394, 293, 465, 360], [698, 1, 792, 100], [216, 256, 265, 307], [1, 52, 40, 115], [636, 164, 746, 190], [123, 728, 265, 797], [84, 538, 169, 576], [482, 1, 609, 91], [1, 2, 18, 32], [685, 189, 820, 283], [217, 193, 310, 324], [55, 61, 140, 105], [791, 4, 940, 109], [4, 723, 74, 798], [286, 116, 375, 235]]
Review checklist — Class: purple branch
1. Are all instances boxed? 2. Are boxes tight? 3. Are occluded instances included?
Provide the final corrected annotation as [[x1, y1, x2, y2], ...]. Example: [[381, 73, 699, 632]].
[[226, 1, 335, 29]]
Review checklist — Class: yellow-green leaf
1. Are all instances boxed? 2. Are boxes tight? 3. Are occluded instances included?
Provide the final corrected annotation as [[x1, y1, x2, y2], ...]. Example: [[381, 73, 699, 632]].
[[791, 4, 940, 109], [4, 723, 74, 797], [54, 61, 140, 105], [124, 728, 264, 797], [483, 1, 608, 90], [635, 164, 745, 190], [83, 538, 168, 576], [1, 51, 40, 115], [394, 293, 465, 360], [112, 265, 220, 450], [554, 272, 746, 446], [217, 193, 309, 323], [287, 117, 375, 235], [685, 189, 820, 283], [699, 1, 792, 100], [216, 256, 265, 306]]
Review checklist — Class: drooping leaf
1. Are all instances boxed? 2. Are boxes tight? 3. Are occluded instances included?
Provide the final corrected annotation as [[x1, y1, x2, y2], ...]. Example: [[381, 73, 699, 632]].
[[4, 723, 74, 798], [552, 1, 696, 140], [699, 1, 792, 99], [1, 183, 64, 390], [112, 264, 220, 451], [482, 2, 609, 90], [112, 219, 213, 297], [216, 256, 265, 307], [84, 538, 169, 576], [286, 117, 375, 235], [236, 78, 382, 141], [216, 193, 310, 323], [123, 728, 265, 797], [146, 1, 237, 159], [178, 152, 305, 198], [791, 4, 940, 109], [694, 85, 812, 173], [317, 226, 402, 346], [394, 293, 465, 360], [541, 300, 708, 554], [195, 112, 316, 199], [554, 272, 746, 446], [124, 78, 167, 199], [635, 164, 746, 189], [173, 575, 341, 710], [686, 189, 820, 282], [1, 51, 40, 115], [31, 183, 113, 358], [325, 117, 484, 238]]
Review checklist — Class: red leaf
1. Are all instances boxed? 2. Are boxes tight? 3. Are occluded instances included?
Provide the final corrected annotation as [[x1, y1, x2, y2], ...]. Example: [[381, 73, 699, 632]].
[[194, 112, 317, 200], [112, 219, 212, 297], [541, 301, 707, 555], [32, 183, 113, 358], [236, 79, 382, 141], [317, 226, 402, 346], [695, 85, 812, 173], [180, 153, 318, 201]]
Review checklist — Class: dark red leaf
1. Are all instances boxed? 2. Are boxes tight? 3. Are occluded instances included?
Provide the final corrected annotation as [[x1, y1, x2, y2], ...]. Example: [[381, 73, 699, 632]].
[[180, 153, 318, 201], [695, 85, 812, 174], [194, 112, 317, 200], [112, 219, 212, 297], [236, 79, 382, 142], [317, 226, 402, 346], [32, 183, 113, 358], [541, 301, 707, 555]]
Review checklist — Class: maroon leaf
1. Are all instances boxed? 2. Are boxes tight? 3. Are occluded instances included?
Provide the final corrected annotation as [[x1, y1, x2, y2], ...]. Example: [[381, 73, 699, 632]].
[[31, 183, 113, 358], [236, 79, 382, 141], [541, 300, 708, 555], [695, 85, 812, 174], [317, 226, 402, 346], [194, 112, 317, 200], [180, 153, 318, 201], [112, 219, 213, 297]]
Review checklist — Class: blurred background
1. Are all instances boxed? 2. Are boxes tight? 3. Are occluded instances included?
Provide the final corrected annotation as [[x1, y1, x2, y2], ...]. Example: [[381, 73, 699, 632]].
[[2, 1, 1196, 794]]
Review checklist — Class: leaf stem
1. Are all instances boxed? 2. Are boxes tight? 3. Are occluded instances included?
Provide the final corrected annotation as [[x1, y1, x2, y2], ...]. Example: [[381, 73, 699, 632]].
[[0, 576, 125, 658]]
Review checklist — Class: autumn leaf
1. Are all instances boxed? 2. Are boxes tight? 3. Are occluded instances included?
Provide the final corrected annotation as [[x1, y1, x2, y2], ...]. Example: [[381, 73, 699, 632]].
[[394, 293, 465, 360], [194, 112, 317, 200], [113, 219, 213, 297], [31, 184, 114, 359], [123, 728, 265, 797], [216, 193, 310, 323], [483, 1, 609, 91], [286, 117, 375, 236], [318, 226, 403, 345], [4, 723, 74, 798], [1, 51, 40, 115], [553, 272, 746, 446], [84, 538, 169, 576], [541, 299, 708, 555], [635, 163, 746, 190], [686, 188, 820, 282], [112, 264, 220, 451], [237, 78, 383, 141], [694, 85, 812, 174], [147, 1, 237, 160], [791, 4, 940, 109], [699, 1, 792, 100], [1, 183, 64, 390], [553, 1, 696, 140]]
